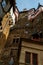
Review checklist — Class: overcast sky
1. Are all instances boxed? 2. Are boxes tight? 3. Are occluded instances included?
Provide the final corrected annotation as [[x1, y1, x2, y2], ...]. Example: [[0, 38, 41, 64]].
[[16, 0, 43, 11]]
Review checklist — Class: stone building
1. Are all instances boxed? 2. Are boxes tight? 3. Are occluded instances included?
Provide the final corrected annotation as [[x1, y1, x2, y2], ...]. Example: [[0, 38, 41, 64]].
[[19, 39, 43, 65], [0, 3, 43, 65]]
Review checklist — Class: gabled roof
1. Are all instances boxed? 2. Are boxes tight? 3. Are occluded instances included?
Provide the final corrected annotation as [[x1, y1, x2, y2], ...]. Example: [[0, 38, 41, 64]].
[[19, 8, 35, 13], [10, 5, 43, 42], [19, 5, 43, 21]]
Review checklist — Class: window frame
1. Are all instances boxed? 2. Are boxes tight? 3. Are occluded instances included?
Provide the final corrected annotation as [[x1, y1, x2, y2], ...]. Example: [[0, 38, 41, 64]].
[[25, 52, 38, 65]]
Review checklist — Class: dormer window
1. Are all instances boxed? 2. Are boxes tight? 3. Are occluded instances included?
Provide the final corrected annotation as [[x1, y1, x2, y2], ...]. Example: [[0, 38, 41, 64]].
[[32, 32, 39, 39]]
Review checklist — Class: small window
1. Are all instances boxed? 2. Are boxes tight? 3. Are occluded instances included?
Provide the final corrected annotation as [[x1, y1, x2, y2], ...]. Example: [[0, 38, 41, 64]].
[[13, 39, 15, 43], [13, 38, 20, 44], [16, 38, 20, 43], [16, 38, 19, 43]]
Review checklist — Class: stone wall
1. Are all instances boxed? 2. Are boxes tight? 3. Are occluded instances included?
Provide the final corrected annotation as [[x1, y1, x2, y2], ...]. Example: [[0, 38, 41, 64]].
[[19, 41, 43, 65]]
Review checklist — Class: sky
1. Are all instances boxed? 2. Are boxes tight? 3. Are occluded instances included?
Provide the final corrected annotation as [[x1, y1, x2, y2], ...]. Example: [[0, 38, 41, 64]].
[[16, 0, 43, 11]]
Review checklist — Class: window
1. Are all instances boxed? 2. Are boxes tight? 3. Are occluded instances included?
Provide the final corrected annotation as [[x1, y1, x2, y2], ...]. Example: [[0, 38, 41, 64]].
[[13, 38, 20, 44], [32, 53, 38, 65], [25, 52, 31, 64], [13, 39, 15, 43], [16, 38, 19, 43], [25, 52, 38, 65], [32, 33, 39, 39]]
